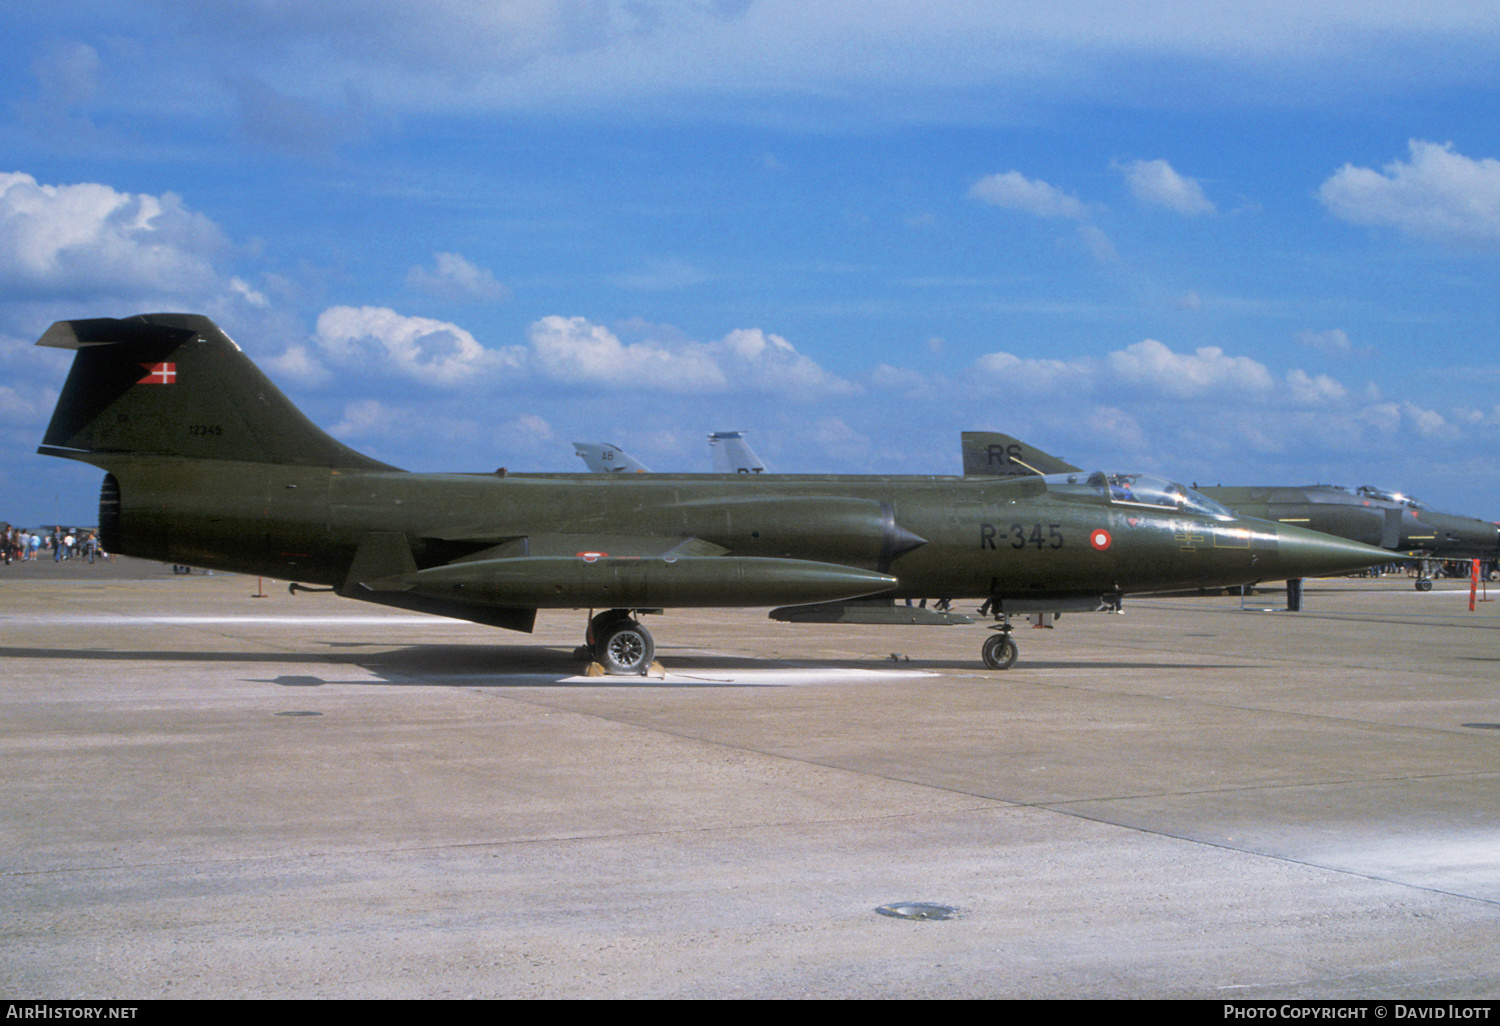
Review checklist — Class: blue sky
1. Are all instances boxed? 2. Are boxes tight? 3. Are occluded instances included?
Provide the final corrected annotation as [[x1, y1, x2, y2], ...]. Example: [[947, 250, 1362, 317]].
[[3, 2, 1499, 527]]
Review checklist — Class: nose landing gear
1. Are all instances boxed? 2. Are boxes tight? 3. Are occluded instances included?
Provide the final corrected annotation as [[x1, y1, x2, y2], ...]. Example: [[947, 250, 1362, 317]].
[[981, 619, 1018, 670]]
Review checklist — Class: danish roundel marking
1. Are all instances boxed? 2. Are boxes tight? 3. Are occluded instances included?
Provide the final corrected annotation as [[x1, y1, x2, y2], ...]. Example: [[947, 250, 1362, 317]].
[[1090, 529, 1112, 551]]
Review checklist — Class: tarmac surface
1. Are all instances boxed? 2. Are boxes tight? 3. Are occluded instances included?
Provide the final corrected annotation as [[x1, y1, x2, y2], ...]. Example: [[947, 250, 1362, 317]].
[[3, 557, 1498, 999]]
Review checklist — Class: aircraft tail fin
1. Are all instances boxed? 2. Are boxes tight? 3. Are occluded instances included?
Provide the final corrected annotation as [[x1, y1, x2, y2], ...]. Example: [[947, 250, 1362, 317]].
[[709, 430, 767, 474], [961, 431, 1082, 478], [37, 314, 397, 470], [572, 442, 650, 473]]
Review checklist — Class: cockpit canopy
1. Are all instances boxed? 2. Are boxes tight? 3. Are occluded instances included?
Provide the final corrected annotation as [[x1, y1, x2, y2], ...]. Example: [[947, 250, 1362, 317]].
[[1356, 485, 1427, 510], [1043, 471, 1237, 520]]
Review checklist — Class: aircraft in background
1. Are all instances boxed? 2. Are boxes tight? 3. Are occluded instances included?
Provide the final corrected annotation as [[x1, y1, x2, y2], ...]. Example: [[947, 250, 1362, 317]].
[[1199, 483, 1500, 588], [573, 442, 649, 473], [575, 431, 767, 475], [709, 431, 766, 474], [36, 314, 1391, 673], [960, 431, 1500, 587]]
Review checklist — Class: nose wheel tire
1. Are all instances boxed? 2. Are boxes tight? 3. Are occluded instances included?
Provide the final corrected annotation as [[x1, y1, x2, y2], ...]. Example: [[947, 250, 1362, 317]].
[[594, 619, 655, 675], [981, 633, 1018, 670]]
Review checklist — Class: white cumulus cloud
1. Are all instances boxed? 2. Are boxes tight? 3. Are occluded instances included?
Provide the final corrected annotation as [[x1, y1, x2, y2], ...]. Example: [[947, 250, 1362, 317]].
[[526, 316, 854, 396], [973, 351, 1096, 393], [330, 398, 402, 439], [1285, 368, 1346, 404], [287, 308, 853, 396], [510, 413, 552, 440], [405, 252, 509, 302], [313, 306, 524, 386], [1401, 400, 1456, 440], [0, 172, 228, 299], [1318, 140, 1500, 247], [970, 170, 1117, 262], [717, 327, 855, 395], [528, 315, 727, 390], [1076, 223, 1120, 263], [969, 171, 1090, 219], [1115, 158, 1215, 215], [967, 338, 1354, 411], [229, 277, 269, 307], [1108, 339, 1273, 396], [261, 343, 332, 387]]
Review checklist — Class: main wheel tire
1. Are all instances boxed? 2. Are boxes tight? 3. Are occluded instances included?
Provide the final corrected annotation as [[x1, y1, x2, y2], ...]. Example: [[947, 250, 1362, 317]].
[[596, 620, 655, 675], [1416, 579, 1433, 592], [981, 633, 1018, 670]]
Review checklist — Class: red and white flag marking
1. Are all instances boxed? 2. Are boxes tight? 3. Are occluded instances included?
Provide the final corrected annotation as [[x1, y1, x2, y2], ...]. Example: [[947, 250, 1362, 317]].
[[137, 362, 177, 385]]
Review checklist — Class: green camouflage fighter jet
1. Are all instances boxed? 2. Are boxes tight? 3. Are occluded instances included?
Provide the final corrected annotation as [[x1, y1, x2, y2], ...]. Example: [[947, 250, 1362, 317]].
[[961, 431, 1500, 590], [37, 315, 1391, 672]]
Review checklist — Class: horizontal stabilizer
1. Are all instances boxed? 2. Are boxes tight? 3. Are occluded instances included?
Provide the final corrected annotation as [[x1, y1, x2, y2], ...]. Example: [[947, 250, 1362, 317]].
[[38, 317, 203, 350]]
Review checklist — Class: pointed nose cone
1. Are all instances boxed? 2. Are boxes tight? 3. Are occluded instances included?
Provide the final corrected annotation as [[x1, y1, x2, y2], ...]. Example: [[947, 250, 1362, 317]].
[[1266, 521, 1393, 579], [1426, 512, 1500, 559]]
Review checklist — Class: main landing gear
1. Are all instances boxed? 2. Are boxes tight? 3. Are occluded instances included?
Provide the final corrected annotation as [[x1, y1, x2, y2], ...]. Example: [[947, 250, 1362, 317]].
[[981, 618, 1019, 670], [578, 606, 1026, 674], [579, 608, 656, 675]]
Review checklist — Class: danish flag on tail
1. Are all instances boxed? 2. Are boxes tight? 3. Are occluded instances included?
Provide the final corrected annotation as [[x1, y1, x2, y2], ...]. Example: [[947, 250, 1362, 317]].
[[137, 362, 176, 385]]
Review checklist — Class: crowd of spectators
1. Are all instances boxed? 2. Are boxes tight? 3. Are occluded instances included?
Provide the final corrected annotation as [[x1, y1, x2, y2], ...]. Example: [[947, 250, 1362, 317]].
[[2, 525, 105, 564]]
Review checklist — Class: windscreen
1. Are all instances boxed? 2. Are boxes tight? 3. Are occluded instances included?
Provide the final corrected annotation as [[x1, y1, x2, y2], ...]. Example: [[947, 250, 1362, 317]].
[[1358, 485, 1427, 510], [1042, 471, 1237, 520]]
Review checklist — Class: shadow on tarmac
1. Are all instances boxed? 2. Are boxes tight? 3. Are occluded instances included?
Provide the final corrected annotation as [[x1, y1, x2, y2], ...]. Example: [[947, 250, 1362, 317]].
[[0, 642, 1256, 688]]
